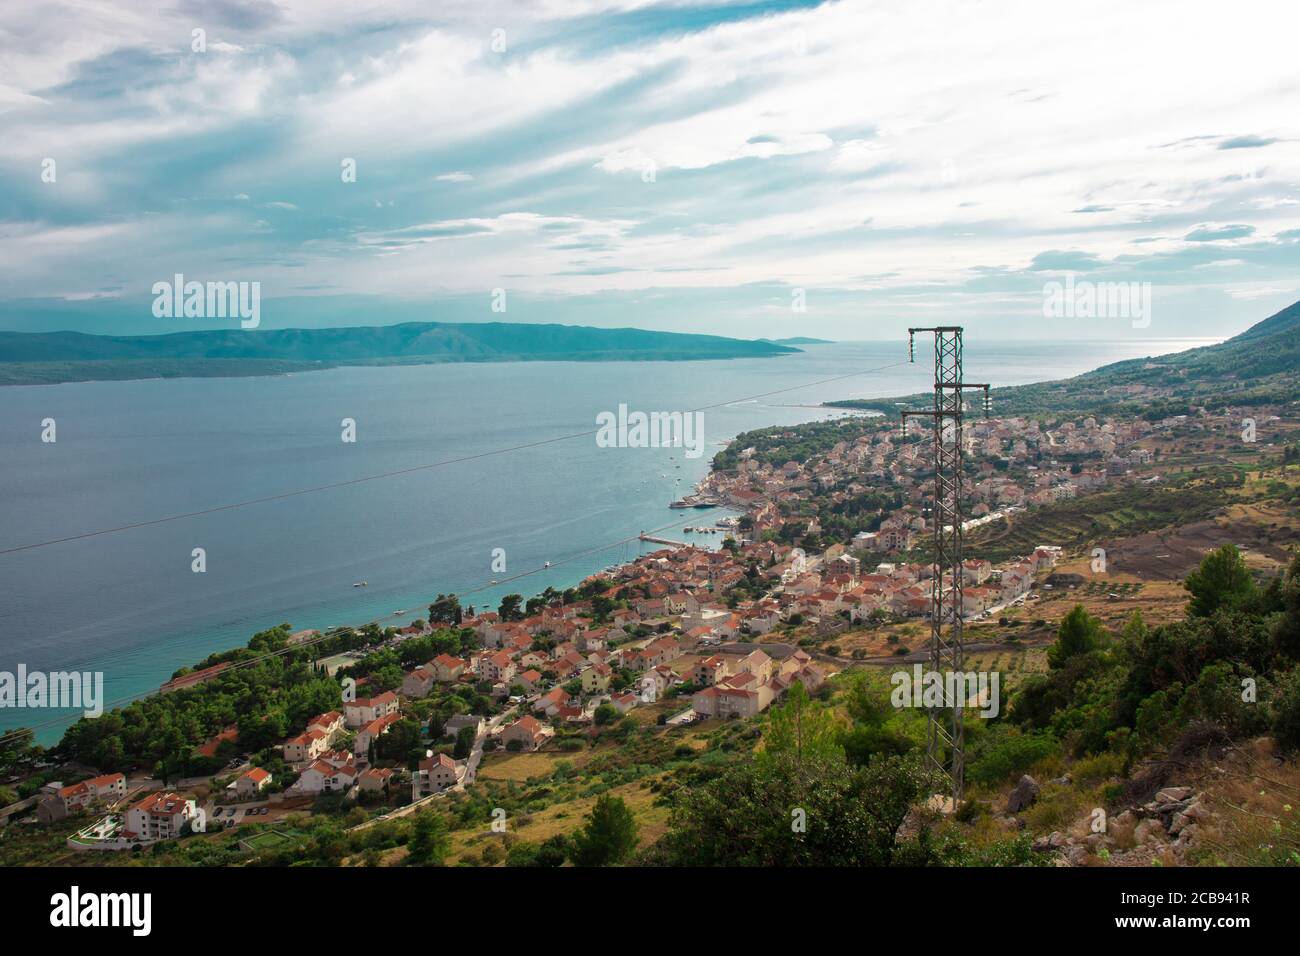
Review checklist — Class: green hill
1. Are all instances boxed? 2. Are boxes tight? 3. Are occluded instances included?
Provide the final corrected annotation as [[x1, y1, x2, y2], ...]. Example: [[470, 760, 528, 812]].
[[830, 300, 1300, 419]]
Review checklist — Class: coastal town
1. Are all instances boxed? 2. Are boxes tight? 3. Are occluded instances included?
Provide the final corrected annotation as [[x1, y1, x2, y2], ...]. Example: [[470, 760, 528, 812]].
[[2, 393, 1297, 863]]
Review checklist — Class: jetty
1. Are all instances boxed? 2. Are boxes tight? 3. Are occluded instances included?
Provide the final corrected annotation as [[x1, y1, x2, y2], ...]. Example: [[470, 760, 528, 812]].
[[639, 533, 687, 548]]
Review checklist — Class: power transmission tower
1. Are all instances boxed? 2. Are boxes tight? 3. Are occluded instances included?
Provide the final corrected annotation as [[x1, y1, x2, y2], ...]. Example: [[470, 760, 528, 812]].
[[901, 327, 989, 805]]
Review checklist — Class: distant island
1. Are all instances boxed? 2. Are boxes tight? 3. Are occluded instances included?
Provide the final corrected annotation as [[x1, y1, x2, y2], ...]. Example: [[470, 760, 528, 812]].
[[0, 321, 800, 386], [761, 336, 835, 345]]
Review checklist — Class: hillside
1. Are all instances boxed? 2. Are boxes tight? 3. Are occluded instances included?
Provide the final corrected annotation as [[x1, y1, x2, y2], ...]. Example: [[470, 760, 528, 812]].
[[0, 321, 798, 386], [829, 299, 1300, 418]]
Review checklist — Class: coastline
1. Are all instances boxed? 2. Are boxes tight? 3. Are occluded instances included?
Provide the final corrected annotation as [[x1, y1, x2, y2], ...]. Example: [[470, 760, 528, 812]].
[[20, 467, 745, 747], [3, 337, 1207, 746]]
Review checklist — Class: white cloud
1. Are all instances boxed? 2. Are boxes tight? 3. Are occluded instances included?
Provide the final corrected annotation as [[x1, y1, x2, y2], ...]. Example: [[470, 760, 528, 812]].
[[0, 0, 1298, 310]]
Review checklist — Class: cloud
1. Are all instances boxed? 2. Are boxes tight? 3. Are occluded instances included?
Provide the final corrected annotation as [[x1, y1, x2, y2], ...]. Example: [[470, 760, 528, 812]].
[[1218, 134, 1279, 150], [0, 0, 1297, 337], [1028, 250, 1105, 272], [1185, 223, 1256, 241]]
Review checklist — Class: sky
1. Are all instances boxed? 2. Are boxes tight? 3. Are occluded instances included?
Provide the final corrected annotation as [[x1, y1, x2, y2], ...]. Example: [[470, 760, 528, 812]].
[[1, 0, 1298, 341]]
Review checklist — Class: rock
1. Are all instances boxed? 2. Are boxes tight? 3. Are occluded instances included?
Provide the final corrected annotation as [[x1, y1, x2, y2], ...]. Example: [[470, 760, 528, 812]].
[[1183, 800, 1210, 821], [1169, 812, 1190, 835], [1065, 846, 1089, 865], [1032, 836, 1053, 852], [1174, 823, 1200, 847], [1083, 833, 1106, 851], [1133, 818, 1167, 845], [1049, 830, 1069, 849], [1156, 787, 1193, 804], [1050, 774, 1072, 786], [1113, 810, 1137, 828], [1007, 775, 1041, 813]]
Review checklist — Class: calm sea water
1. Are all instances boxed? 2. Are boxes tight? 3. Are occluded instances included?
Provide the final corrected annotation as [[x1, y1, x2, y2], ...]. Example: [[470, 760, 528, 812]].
[[0, 338, 1217, 742]]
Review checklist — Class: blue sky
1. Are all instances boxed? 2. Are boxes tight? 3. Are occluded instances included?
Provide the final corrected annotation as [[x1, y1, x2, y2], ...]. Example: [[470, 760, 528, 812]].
[[1, 0, 1298, 341]]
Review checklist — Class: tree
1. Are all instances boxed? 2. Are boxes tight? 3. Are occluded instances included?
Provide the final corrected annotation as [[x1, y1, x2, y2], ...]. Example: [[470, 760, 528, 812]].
[[644, 752, 930, 866], [1273, 552, 1300, 659], [407, 811, 449, 866], [428, 594, 462, 626], [506, 834, 568, 867], [568, 795, 638, 866], [839, 673, 914, 765], [1184, 544, 1256, 618], [762, 681, 842, 769], [453, 725, 476, 760], [498, 594, 524, 622], [593, 703, 618, 726], [1047, 604, 1106, 669]]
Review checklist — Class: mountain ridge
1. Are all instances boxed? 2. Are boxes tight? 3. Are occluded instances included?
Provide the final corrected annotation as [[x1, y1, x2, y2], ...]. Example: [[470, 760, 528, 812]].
[[0, 320, 798, 385], [827, 299, 1300, 417]]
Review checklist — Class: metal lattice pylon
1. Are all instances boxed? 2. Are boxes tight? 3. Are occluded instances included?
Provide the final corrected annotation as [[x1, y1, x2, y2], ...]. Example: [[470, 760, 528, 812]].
[[901, 327, 989, 805]]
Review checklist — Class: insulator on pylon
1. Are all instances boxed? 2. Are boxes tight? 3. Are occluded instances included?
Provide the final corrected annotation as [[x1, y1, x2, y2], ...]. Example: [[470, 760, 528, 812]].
[[908, 334, 914, 363], [984, 389, 992, 416]]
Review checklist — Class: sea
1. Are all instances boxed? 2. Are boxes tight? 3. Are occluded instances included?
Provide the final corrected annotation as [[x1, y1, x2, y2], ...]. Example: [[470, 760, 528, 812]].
[[0, 338, 1219, 743]]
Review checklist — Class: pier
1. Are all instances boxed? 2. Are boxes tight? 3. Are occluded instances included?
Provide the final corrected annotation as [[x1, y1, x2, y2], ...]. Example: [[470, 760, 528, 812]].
[[639, 533, 687, 548]]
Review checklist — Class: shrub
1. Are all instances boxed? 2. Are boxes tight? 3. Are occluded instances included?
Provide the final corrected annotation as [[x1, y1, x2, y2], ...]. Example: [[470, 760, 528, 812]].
[[1270, 667, 1300, 752], [968, 731, 1060, 787], [1069, 751, 1126, 787]]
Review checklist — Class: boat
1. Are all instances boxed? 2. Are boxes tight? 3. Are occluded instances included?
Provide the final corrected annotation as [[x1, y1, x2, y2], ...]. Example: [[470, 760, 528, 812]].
[[352, 581, 367, 587], [544, 561, 552, 568]]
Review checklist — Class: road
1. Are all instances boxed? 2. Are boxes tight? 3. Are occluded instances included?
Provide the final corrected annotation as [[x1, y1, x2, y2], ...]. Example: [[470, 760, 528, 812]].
[[348, 704, 517, 832], [462, 705, 515, 786]]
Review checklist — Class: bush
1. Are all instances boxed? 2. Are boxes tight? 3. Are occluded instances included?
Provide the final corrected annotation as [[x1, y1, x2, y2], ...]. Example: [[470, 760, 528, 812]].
[[968, 730, 1060, 787], [1069, 751, 1126, 787], [1270, 667, 1300, 752]]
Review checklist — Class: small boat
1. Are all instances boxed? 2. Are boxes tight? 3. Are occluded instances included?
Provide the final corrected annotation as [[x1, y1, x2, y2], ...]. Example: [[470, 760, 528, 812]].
[[393, 609, 405, 616], [353, 581, 367, 588], [544, 561, 552, 568]]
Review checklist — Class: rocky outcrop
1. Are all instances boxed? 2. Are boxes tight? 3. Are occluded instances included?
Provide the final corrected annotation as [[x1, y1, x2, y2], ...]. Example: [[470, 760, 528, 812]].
[[1007, 775, 1040, 814], [1031, 786, 1210, 865]]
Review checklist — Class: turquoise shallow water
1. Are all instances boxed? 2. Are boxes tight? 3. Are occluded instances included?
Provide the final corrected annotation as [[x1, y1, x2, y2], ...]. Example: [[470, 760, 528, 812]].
[[0, 338, 1217, 742]]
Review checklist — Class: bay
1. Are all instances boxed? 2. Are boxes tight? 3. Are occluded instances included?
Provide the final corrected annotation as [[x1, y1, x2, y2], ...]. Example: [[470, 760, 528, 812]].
[[0, 337, 1217, 742]]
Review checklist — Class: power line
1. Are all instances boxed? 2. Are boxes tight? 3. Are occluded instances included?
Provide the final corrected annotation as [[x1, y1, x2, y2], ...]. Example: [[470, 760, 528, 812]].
[[0, 361, 907, 557]]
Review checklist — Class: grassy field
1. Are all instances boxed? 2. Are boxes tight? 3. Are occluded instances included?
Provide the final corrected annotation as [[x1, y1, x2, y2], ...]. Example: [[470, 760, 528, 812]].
[[443, 775, 672, 866]]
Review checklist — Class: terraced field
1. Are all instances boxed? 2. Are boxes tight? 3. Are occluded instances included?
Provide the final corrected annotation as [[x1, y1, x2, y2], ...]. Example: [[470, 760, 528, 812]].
[[967, 482, 1232, 564]]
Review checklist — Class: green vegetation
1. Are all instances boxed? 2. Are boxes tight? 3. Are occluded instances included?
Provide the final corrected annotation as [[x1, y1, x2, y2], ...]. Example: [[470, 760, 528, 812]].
[[567, 795, 639, 866], [828, 300, 1300, 419]]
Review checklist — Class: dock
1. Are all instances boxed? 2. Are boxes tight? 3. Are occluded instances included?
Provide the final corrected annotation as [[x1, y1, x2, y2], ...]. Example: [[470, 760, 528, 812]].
[[639, 533, 687, 548]]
